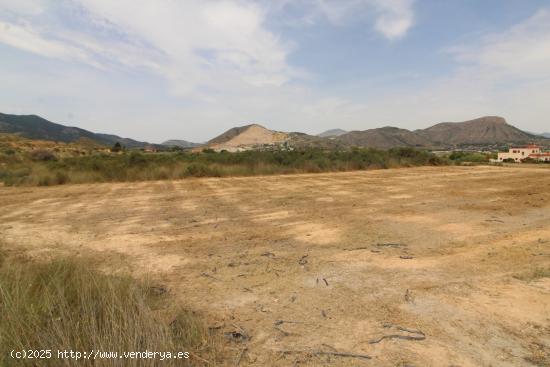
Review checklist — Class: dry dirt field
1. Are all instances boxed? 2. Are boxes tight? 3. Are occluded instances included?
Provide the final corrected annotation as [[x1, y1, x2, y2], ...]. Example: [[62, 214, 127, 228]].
[[1, 166, 549, 366]]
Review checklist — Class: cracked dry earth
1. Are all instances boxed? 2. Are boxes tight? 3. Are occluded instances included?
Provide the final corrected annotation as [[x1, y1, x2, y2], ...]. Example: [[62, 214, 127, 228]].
[[1, 166, 549, 366]]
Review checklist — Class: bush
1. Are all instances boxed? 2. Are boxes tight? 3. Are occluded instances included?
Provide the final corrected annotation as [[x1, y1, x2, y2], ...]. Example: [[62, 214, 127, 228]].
[[185, 163, 216, 177], [128, 151, 147, 166], [54, 171, 69, 185], [38, 175, 52, 186], [30, 149, 57, 162], [448, 151, 494, 163], [0, 167, 31, 186], [110, 142, 123, 153]]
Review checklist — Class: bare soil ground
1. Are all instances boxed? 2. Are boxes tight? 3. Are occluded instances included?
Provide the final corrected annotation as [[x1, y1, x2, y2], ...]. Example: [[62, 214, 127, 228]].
[[1, 166, 549, 366]]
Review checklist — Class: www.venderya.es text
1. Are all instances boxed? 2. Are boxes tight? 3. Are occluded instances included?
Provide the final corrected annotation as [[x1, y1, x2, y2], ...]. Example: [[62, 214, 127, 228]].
[[10, 349, 190, 361]]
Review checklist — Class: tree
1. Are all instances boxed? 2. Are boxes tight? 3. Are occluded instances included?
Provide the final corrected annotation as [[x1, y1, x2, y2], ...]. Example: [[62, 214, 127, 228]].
[[111, 142, 122, 153]]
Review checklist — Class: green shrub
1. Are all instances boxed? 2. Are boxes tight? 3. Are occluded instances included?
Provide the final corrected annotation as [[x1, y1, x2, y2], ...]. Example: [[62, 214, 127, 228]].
[[30, 149, 57, 162], [110, 142, 123, 152], [449, 151, 491, 163], [128, 151, 147, 166], [0, 167, 31, 186]]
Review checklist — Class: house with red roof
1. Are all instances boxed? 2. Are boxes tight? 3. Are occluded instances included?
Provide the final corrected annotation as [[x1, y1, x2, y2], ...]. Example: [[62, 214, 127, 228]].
[[497, 145, 550, 162]]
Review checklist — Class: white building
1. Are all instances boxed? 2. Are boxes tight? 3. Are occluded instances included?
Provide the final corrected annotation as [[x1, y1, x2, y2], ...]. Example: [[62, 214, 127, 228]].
[[497, 145, 550, 162]]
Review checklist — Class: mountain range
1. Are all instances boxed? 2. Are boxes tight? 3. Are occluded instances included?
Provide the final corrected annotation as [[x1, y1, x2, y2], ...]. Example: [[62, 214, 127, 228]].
[[317, 129, 347, 138], [334, 116, 542, 149], [201, 116, 547, 151], [0, 113, 160, 149], [1, 112, 548, 151], [161, 139, 201, 148]]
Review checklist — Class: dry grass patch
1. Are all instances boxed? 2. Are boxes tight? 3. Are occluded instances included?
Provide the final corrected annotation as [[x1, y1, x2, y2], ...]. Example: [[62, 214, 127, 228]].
[[513, 267, 550, 282], [524, 342, 550, 367], [0, 249, 223, 366]]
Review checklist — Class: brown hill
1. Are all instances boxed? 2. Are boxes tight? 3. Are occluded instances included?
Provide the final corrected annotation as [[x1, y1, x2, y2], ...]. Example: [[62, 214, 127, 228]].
[[203, 124, 346, 152], [416, 116, 535, 145], [337, 126, 433, 149], [206, 124, 288, 151], [335, 116, 546, 149]]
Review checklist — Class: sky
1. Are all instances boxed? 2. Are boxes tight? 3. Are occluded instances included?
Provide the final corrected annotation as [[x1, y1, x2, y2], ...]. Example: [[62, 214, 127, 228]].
[[1, 0, 550, 143]]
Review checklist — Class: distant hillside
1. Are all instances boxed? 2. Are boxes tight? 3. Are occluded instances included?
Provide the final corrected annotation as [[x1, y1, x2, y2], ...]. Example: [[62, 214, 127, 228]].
[[0, 113, 157, 148], [203, 124, 346, 152], [161, 139, 200, 148], [0, 133, 107, 157], [318, 129, 347, 138], [334, 116, 548, 149], [337, 126, 433, 149], [541, 132, 550, 138], [287, 132, 345, 150], [416, 116, 535, 145]]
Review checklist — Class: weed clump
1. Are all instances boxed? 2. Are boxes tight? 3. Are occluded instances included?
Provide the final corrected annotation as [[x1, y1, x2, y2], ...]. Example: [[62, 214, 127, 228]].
[[0, 250, 219, 366], [30, 149, 57, 161], [514, 267, 550, 282]]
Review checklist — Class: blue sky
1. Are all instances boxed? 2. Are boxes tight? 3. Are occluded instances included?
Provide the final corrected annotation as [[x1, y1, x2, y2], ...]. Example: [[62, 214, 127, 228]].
[[1, 0, 550, 143]]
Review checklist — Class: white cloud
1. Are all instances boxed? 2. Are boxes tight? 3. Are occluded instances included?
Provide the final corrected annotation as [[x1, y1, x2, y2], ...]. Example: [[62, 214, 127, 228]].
[[0, 0, 415, 101], [447, 9, 550, 79], [0, 0, 301, 98], [283, 0, 415, 40], [76, 0, 303, 92], [0, 21, 97, 65], [371, 0, 415, 40], [0, 0, 46, 16]]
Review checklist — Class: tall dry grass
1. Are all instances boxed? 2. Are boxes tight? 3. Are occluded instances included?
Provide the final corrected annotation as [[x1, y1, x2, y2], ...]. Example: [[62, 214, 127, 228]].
[[0, 250, 221, 366]]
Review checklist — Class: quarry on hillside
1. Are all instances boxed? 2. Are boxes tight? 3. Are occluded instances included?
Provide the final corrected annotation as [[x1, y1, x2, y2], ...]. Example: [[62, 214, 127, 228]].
[[1, 165, 549, 366], [206, 124, 289, 152]]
